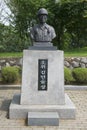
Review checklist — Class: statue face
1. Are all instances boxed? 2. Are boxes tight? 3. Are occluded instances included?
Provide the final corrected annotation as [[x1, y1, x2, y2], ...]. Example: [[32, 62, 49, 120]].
[[38, 14, 47, 24]]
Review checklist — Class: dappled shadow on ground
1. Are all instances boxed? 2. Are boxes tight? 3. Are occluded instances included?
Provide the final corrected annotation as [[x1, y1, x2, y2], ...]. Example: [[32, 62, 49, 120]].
[[0, 99, 11, 118], [0, 99, 11, 111]]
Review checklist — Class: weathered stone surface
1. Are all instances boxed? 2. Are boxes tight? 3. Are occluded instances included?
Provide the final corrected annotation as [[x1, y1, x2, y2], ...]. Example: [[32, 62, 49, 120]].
[[18, 58, 23, 66], [9, 49, 76, 123], [21, 50, 65, 105], [28, 112, 59, 126], [80, 57, 87, 64], [6, 62, 10, 67], [69, 65, 74, 69], [9, 60, 16, 65], [0, 57, 87, 70], [64, 61, 70, 67], [74, 58, 80, 62], [0, 60, 5, 63], [80, 63, 85, 68], [71, 61, 79, 68], [9, 94, 76, 119]]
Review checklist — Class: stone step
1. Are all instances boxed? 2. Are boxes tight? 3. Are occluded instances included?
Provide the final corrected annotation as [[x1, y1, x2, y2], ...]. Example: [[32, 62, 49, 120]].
[[28, 112, 59, 126]]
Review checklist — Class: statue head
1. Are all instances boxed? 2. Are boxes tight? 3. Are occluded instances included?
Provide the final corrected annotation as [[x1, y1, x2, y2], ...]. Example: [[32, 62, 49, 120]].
[[37, 8, 48, 24], [37, 8, 48, 16]]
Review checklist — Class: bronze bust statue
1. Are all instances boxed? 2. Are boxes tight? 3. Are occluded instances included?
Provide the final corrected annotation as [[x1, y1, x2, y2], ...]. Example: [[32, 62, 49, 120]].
[[30, 8, 56, 47]]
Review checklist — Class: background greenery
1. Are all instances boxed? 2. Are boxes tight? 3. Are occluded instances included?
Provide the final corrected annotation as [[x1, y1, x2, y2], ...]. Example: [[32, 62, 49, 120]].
[[0, 0, 87, 52], [64, 67, 87, 85], [1, 66, 21, 83], [64, 67, 74, 84], [1, 66, 87, 85], [0, 47, 87, 58], [72, 68, 87, 84]]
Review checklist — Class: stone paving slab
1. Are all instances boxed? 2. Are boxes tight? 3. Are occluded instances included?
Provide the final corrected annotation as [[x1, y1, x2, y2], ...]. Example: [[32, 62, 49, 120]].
[[0, 87, 87, 130]]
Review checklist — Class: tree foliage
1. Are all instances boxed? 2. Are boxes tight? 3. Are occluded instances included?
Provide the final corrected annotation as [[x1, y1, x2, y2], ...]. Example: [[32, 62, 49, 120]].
[[0, 23, 29, 52], [47, 1, 87, 49]]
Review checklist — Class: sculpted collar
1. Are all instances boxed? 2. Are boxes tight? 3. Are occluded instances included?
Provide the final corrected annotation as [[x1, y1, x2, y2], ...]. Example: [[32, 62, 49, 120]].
[[39, 23, 48, 30]]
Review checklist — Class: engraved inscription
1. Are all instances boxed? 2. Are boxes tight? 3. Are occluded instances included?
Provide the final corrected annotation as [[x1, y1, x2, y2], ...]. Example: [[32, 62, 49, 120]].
[[38, 59, 48, 91]]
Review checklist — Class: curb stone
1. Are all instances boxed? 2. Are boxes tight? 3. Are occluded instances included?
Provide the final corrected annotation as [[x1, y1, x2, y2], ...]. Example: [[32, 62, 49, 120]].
[[65, 85, 87, 90], [0, 85, 87, 90]]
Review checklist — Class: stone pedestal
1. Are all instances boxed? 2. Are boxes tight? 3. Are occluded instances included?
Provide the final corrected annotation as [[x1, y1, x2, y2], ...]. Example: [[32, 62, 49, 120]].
[[20, 50, 65, 105], [9, 49, 76, 126]]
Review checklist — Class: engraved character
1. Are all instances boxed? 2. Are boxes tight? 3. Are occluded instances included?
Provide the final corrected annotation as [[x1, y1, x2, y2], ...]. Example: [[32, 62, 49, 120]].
[[40, 85, 46, 89]]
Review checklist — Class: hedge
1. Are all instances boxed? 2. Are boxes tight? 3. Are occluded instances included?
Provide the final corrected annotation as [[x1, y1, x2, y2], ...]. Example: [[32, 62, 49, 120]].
[[72, 68, 87, 83], [1, 66, 20, 83], [64, 67, 74, 84]]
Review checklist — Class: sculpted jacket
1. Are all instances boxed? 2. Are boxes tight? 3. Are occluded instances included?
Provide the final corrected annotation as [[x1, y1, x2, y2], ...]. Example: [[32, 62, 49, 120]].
[[30, 23, 56, 42]]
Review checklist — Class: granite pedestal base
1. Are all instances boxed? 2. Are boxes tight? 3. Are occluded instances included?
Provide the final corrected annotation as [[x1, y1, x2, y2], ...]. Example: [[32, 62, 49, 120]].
[[9, 93, 76, 119], [9, 49, 76, 126]]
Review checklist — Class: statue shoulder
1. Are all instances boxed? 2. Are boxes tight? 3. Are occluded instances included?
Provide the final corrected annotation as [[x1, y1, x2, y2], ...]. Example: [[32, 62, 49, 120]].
[[46, 24, 55, 32], [46, 24, 56, 39]]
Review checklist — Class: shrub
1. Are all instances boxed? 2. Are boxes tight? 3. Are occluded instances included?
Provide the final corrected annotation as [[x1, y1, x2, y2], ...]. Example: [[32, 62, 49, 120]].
[[16, 66, 22, 80], [64, 67, 74, 84], [72, 68, 87, 83], [1, 66, 20, 83]]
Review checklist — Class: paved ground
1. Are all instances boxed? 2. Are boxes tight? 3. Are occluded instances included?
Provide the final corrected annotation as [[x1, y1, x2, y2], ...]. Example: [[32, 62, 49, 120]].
[[0, 86, 87, 130]]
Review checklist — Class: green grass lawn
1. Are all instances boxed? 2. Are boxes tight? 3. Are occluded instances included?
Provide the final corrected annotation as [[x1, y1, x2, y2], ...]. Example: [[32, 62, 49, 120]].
[[0, 47, 87, 58], [64, 47, 87, 57], [64, 50, 87, 57], [0, 52, 23, 58]]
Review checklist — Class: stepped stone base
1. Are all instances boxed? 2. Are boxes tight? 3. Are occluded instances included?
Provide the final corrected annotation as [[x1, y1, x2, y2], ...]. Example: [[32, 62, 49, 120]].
[[28, 112, 59, 126], [9, 93, 76, 119]]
